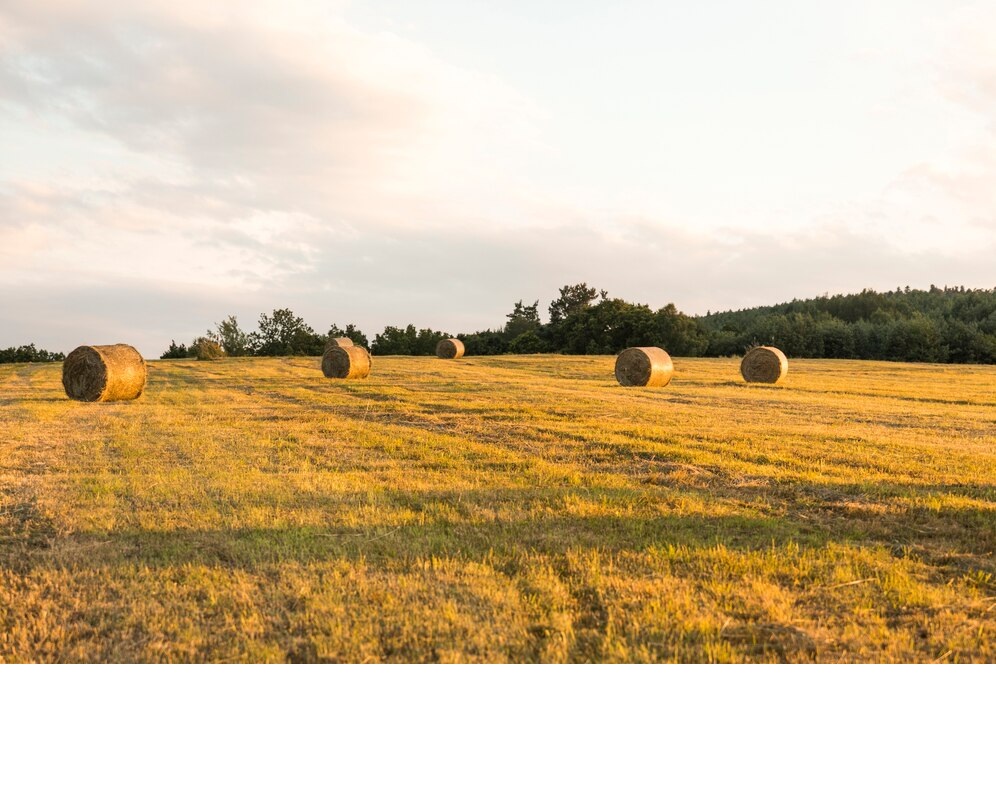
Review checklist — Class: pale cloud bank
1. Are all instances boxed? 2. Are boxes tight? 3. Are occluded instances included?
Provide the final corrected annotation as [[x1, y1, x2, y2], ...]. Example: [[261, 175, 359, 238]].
[[0, 0, 993, 355]]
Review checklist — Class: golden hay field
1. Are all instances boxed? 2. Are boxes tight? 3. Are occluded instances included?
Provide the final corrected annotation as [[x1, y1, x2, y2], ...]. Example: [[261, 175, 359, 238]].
[[1, 355, 994, 663]]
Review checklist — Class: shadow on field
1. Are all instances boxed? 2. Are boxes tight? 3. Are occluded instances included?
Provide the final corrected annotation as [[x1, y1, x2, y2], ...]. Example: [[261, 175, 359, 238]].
[[2, 483, 993, 664], [3, 485, 993, 582], [0, 397, 67, 407], [1, 509, 803, 569], [772, 384, 996, 408]]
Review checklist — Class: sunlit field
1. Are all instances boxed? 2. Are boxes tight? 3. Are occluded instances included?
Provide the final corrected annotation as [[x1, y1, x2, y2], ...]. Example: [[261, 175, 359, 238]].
[[1, 355, 993, 663]]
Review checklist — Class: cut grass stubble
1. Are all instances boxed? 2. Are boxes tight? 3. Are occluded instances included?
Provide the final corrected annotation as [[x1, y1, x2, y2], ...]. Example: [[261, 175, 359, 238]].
[[0, 355, 994, 663]]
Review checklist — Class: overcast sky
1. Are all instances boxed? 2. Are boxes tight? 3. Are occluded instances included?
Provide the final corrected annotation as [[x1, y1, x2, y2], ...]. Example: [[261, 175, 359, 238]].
[[1, 0, 994, 355]]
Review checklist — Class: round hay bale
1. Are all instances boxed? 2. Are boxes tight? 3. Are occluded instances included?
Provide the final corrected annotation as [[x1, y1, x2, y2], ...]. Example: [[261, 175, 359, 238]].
[[436, 338, 465, 359], [62, 344, 147, 402], [191, 338, 225, 361], [614, 347, 674, 387], [740, 346, 788, 384], [325, 337, 353, 351], [322, 344, 371, 379]]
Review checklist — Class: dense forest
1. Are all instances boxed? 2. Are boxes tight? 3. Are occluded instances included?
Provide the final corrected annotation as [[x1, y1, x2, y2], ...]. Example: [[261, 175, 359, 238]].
[[3, 285, 994, 364], [698, 285, 996, 363]]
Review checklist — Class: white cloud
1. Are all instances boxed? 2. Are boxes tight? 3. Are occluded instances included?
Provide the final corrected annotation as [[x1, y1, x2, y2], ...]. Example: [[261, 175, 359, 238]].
[[0, 0, 994, 355], [0, 0, 545, 288], [860, 3, 996, 254]]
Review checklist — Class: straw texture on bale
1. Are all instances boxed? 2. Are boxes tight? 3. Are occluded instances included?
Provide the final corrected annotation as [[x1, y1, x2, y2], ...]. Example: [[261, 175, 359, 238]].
[[614, 347, 674, 387], [740, 346, 788, 384], [62, 344, 147, 402], [326, 337, 353, 351], [322, 344, 371, 379], [192, 338, 224, 361], [436, 338, 465, 359]]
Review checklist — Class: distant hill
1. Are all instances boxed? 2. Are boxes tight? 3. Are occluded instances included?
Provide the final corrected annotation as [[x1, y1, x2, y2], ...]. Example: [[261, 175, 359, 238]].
[[697, 285, 996, 363]]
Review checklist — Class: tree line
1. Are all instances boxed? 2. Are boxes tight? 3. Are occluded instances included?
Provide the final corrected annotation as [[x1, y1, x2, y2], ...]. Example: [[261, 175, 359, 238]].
[[698, 285, 996, 363], [374, 283, 996, 363], [4, 284, 992, 364], [162, 310, 370, 359], [159, 284, 996, 364], [0, 344, 65, 364]]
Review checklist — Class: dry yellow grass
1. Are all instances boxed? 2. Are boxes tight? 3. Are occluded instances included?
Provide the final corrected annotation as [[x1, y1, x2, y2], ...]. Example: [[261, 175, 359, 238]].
[[1, 355, 994, 662]]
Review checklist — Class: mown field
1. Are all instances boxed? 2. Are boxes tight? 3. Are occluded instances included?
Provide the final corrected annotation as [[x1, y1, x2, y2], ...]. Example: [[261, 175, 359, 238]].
[[1, 355, 994, 663]]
